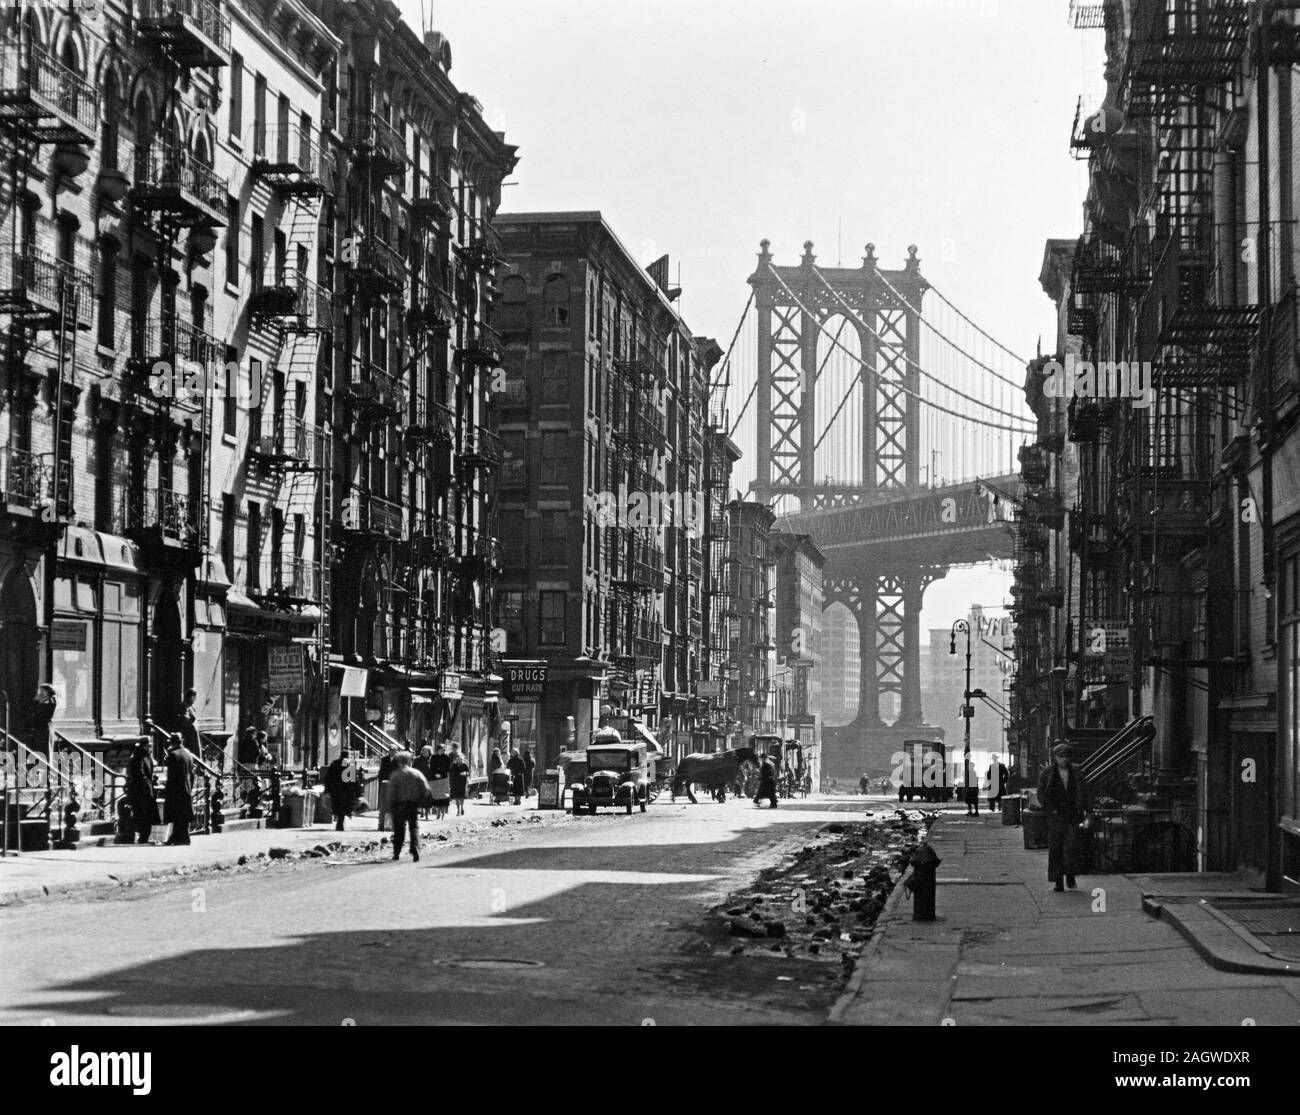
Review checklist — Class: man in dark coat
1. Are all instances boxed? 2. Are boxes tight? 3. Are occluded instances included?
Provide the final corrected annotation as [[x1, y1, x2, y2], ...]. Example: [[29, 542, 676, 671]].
[[125, 739, 161, 844], [324, 751, 359, 831], [754, 754, 779, 808], [1037, 743, 1089, 891], [163, 734, 196, 846], [376, 750, 397, 831], [986, 757, 1010, 812]]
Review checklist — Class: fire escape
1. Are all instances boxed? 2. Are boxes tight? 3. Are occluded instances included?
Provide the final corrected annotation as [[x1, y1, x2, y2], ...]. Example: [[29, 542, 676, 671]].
[[0, 37, 96, 543], [124, 0, 231, 569], [610, 351, 666, 708], [1119, 0, 1253, 685]]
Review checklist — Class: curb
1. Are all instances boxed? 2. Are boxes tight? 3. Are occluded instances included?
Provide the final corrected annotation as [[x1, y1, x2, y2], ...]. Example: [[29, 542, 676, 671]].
[[0, 813, 566, 907], [826, 815, 935, 1025], [1147, 898, 1300, 977]]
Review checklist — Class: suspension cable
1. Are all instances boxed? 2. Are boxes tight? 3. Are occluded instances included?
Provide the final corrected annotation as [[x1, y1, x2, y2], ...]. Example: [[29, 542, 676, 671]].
[[768, 267, 1034, 435], [812, 266, 1027, 416], [926, 281, 1030, 367]]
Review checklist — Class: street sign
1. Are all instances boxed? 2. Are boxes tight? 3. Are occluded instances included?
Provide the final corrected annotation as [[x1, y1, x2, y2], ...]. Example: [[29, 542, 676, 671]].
[[503, 662, 548, 702], [268, 645, 303, 694]]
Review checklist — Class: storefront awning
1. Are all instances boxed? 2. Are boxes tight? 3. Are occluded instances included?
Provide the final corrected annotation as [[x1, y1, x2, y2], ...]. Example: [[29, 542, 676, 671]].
[[227, 596, 318, 640]]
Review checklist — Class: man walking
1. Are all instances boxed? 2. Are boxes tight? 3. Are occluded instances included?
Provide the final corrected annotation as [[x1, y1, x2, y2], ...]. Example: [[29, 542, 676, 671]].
[[1037, 743, 1089, 891], [387, 751, 430, 862], [324, 750, 359, 831], [754, 752, 779, 808], [163, 733, 195, 846], [986, 755, 1010, 812]]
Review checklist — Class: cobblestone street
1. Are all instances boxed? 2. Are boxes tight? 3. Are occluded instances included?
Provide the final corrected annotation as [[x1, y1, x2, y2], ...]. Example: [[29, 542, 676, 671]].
[[0, 798, 879, 1026]]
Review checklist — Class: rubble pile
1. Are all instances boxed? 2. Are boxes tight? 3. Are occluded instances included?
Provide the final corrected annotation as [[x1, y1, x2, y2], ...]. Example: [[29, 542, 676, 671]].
[[720, 810, 936, 968]]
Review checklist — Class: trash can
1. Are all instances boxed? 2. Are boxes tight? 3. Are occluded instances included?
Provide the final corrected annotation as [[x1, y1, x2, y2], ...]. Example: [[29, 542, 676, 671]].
[[281, 791, 313, 828], [537, 770, 564, 810], [1001, 794, 1022, 826], [1022, 807, 1048, 849]]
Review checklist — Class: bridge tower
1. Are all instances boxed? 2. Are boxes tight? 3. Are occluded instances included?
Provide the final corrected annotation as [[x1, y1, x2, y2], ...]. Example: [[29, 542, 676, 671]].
[[749, 240, 945, 780]]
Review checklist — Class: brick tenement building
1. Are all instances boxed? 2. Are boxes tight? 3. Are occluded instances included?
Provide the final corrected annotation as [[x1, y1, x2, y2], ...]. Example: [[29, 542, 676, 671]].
[[0, 3, 513, 807], [770, 529, 825, 785], [492, 212, 723, 773], [1017, 0, 1300, 889]]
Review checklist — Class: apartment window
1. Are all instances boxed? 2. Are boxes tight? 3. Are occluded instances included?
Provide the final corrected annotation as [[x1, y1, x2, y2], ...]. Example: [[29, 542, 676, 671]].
[[497, 275, 527, 332], [501, 431, 526, 487], [225, 195, 240, 285], [97, 238, 117, 349], [277, 93, 290, 162], [250, 214, 264, 293], [223, 345, 238, 437], [499, 590, 524, 651], [1283, 549, 1300, 828], [228, 52, 243, 139], [542, 274, 570, 326], [101, 74, 119, 170], [271, 507, 284, 589], [221, 493, 236, 573], [253, 73, 267, 157], [540, 353, 568, 405], [540, 510, 567, 566], [540, 431, 567, 484], [246, 502, 262, 589], [539, 591, 566, 646]]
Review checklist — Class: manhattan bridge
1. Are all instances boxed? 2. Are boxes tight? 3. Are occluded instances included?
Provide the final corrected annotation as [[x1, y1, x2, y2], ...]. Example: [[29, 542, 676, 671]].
[[711, 239, 1033, 776]]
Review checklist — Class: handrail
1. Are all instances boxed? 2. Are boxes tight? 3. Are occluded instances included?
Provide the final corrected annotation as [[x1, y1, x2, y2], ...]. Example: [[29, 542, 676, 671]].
[[1080, 715, 1156, 785], [2, 726, 63, 831], [143, 718, 222, 780], [53, 730, 125, 823], [348, 720, 397, 758]]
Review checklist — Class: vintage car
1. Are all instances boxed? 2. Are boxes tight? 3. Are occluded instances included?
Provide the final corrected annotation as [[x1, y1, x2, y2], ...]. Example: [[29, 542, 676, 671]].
[[570, 740, 651, 815]]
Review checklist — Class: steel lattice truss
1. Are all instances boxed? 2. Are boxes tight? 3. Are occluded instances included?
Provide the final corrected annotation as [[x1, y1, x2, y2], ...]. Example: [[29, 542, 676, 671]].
[[873, 307, 910, 490], [767, 302, 804, 497], [874, 574, 906, 715]]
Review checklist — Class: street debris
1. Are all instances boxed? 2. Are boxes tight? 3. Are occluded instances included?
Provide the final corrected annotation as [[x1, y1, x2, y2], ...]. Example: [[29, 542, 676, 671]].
[[719, 810, 936, 975]]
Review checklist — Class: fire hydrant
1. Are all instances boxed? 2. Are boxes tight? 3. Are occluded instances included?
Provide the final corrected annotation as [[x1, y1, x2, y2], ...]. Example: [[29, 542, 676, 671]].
[[906, 843, 941, 921]]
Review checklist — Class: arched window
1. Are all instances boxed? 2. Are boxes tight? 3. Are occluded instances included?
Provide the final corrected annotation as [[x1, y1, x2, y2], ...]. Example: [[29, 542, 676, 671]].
[[497, 274, 526, 333], [542, 274, 570, 326]]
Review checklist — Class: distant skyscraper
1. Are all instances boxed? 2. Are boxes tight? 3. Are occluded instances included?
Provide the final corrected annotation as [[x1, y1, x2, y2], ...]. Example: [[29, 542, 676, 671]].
[[821, 604, 860, 726]]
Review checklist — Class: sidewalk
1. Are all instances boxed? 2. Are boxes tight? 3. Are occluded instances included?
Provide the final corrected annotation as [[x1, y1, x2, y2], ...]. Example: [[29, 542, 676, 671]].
[[831, 810, 1300, 1026], [0, 796, 544, 906]]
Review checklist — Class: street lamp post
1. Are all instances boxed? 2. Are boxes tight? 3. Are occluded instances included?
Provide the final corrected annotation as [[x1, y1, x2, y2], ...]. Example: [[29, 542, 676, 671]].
[[950, 619, 973, 801]]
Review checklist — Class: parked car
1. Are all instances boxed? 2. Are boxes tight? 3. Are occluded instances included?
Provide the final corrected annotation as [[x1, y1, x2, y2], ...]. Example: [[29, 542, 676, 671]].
[[570, 741, 651, 815]]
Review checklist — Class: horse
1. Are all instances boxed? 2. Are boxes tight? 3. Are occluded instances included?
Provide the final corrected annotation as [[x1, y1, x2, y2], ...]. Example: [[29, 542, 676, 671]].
[[671, 747, 758, 804]]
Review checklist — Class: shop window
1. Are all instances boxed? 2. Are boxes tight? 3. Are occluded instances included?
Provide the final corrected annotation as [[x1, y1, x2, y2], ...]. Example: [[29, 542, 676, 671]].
[[51, 575, 97, 723], [101, 580, 141, 723], [539, 591, 566, 646]]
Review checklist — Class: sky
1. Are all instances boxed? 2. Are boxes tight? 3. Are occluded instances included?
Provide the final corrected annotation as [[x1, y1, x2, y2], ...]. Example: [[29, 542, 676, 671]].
[[402, 0, 1103, 638]]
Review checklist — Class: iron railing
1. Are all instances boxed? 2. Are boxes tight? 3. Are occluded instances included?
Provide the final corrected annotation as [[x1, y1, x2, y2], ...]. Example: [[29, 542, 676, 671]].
[[0, 43, 98, 138]]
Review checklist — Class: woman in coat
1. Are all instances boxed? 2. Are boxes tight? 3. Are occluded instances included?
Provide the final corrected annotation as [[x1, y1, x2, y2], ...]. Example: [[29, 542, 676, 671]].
[[1037, 743, 1090, 891], [506, 748, 526, 805], [448, 746, 470, 817], [414, 746, 436, 819], [523, 747, 537, 797], [125, 740, 161, 844], [489, 747, 503, 773], [428, 744, 452, 820]]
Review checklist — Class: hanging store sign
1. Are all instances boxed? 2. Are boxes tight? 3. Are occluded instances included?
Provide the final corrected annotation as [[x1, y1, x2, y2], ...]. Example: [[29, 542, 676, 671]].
[[697, 680, 720, 698], [439, 672, 463, 700], [268, 645, 304, 695], [502, 661, 548, 703], [339, 666, 369, 698]]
